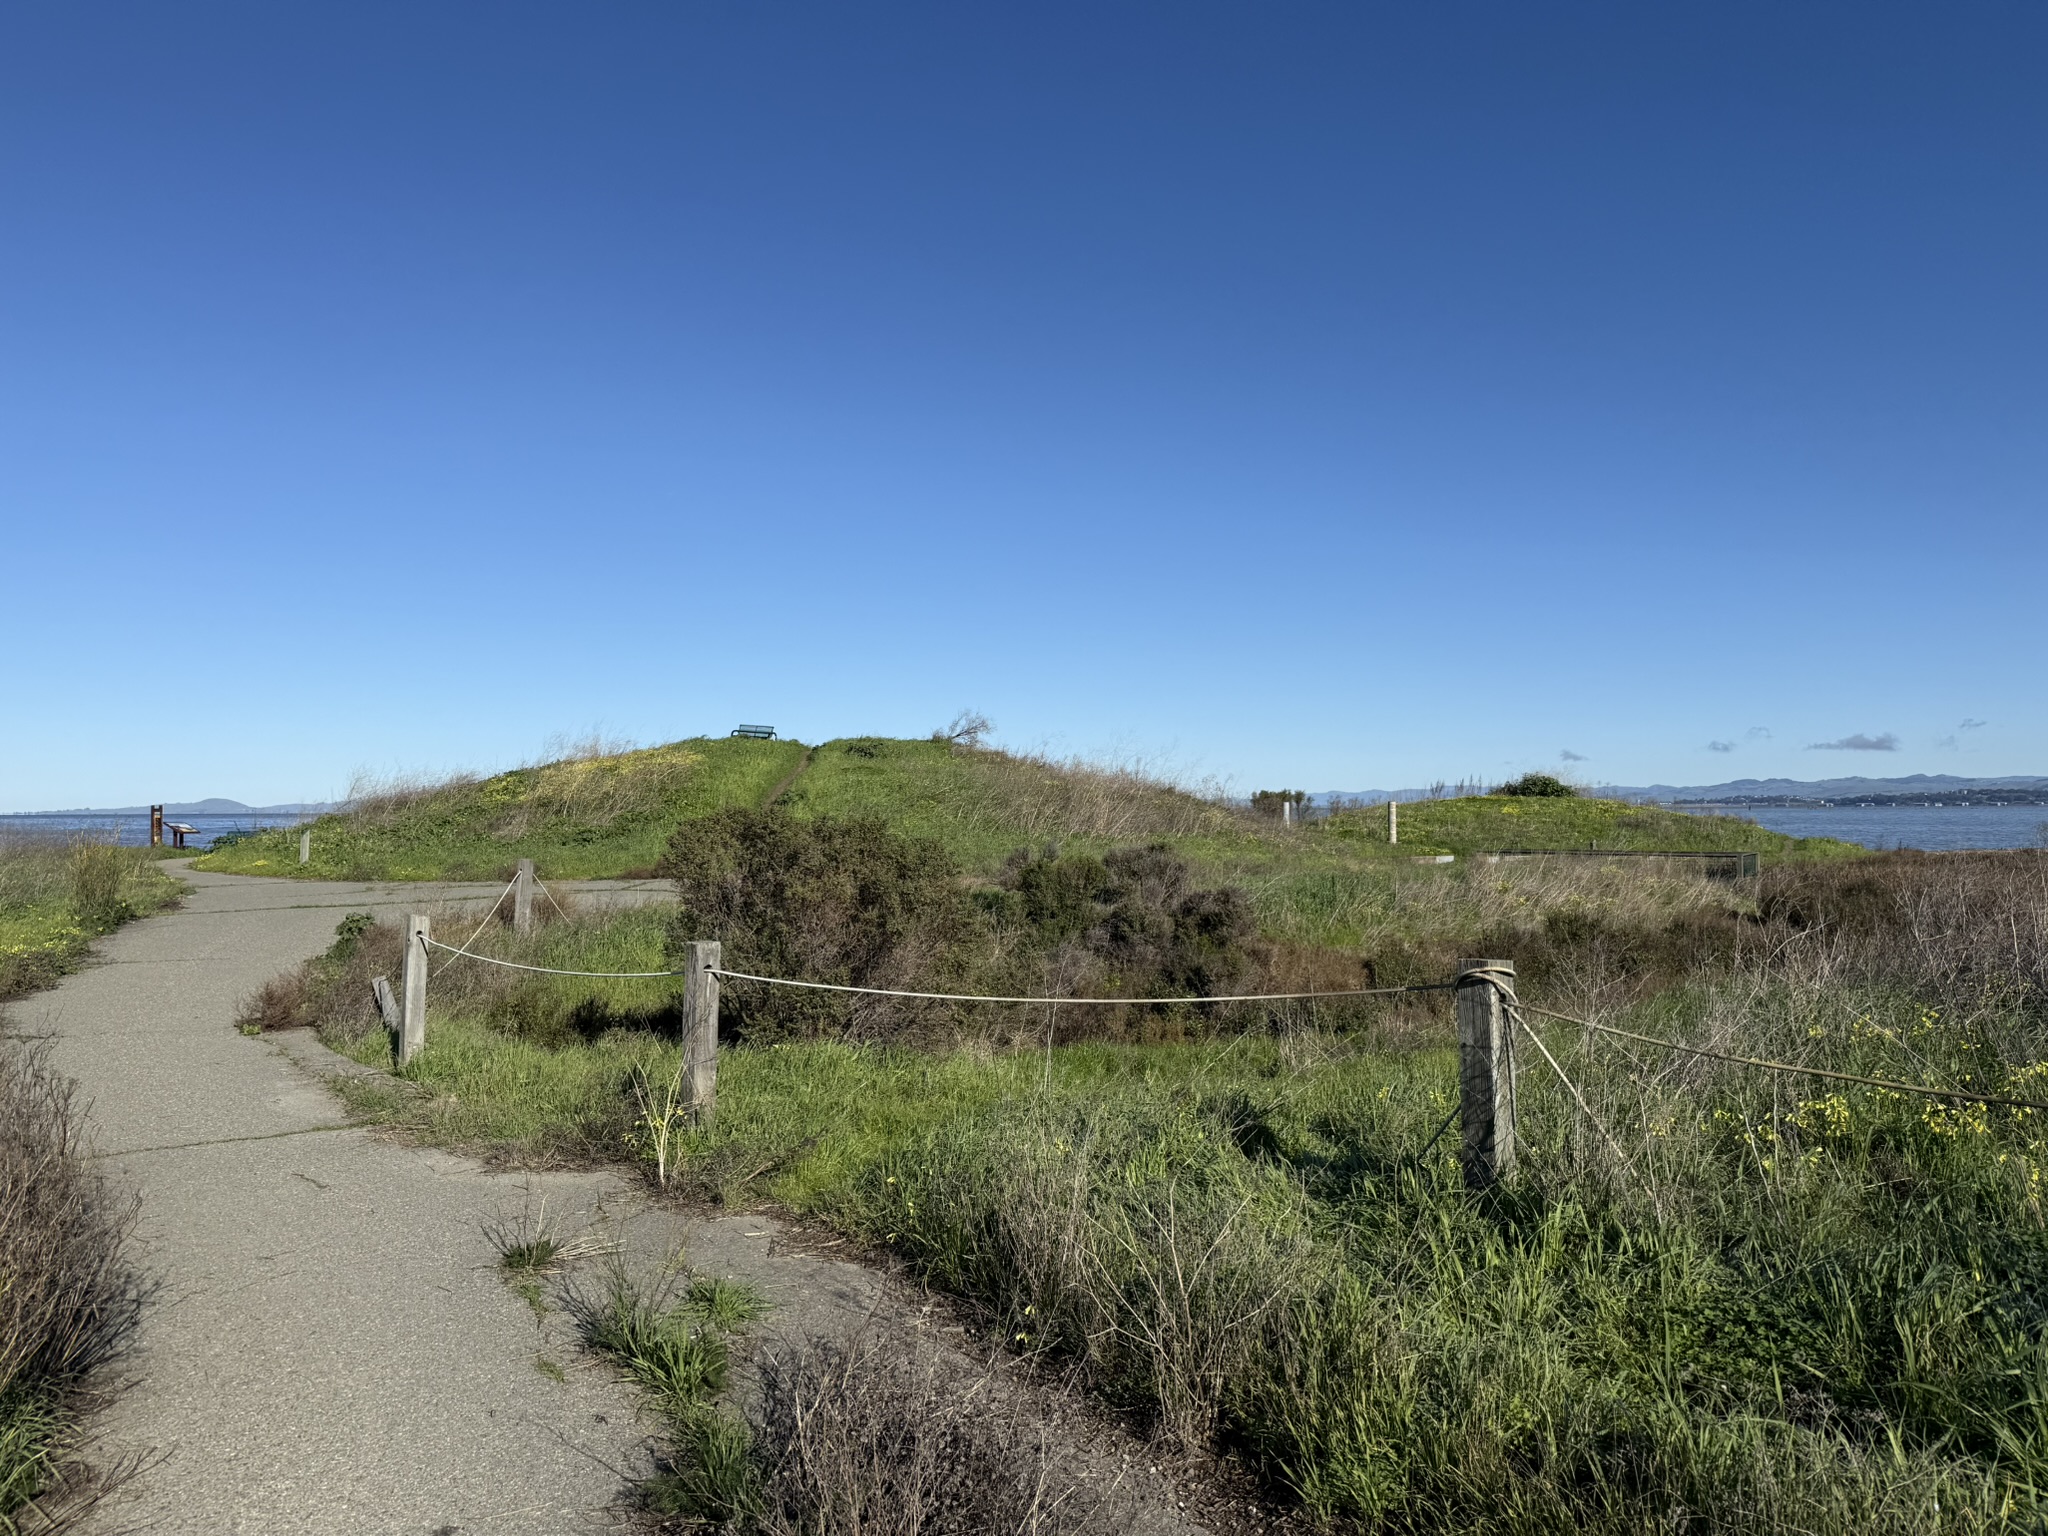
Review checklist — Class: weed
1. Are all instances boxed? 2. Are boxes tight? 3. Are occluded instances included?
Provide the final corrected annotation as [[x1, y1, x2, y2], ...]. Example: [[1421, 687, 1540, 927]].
[[683, 1277, 769, 1332], [574, 1270, 733, 1409], [499, 1237, 562, 1274], [534, 1356, 566, 1383]]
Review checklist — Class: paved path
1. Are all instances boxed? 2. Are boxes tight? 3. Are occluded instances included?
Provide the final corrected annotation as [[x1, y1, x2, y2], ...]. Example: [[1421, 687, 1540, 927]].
[[13, 865, 668, 1536], [11, 863, 1211, 1536]]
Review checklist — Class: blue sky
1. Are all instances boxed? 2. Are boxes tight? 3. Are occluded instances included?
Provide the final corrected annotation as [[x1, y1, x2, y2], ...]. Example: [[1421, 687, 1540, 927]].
[[3, 3, 2042, 809]]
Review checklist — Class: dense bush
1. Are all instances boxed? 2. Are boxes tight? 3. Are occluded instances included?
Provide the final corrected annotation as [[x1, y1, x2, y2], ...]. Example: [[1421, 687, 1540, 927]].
[[660, 810, 971, 1042], [1495, 773, 1579, 798], [659, 811, 1266, 1043], [991, 843, 1259, 999]]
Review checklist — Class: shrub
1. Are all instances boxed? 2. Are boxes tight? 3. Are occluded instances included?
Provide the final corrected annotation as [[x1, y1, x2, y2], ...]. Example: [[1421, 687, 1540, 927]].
[[660, 813, 1266, 1043], [1495, 773, 1579, 798], [661, 810, 971, 1042], [236, 912, 402, 1045], [994, 843, 1259, 1001], [0, 1043, 139, 1524], [740, 1334, 1099, 1535]]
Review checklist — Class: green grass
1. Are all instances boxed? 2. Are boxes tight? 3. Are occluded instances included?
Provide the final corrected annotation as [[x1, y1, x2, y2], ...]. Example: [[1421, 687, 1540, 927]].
[[1327, 792, 1861, 859], [0, 839, 183, 1001], [336, 989, 2048, 1533], [193, 736, 805, 880], [274, 844, 2048, 1534]]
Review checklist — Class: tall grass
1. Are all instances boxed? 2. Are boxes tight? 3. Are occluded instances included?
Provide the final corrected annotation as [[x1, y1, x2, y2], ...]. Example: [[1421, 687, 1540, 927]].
[[248, 848, 2048, 1531], [0, 836, 180, 1001], [0, 1043, 140, 1530]]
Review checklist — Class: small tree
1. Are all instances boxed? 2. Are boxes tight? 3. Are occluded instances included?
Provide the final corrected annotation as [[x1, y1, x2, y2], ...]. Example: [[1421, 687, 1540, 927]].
[[1495, 773, 1578, 798], [931, 710, 993, 750]]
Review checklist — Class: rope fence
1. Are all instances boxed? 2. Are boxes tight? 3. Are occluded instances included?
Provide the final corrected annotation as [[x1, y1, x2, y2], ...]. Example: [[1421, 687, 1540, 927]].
[[708, 968, 1456, 1006], [382, 894, 2042, 1184], [1517, 999, 2048, 1115]]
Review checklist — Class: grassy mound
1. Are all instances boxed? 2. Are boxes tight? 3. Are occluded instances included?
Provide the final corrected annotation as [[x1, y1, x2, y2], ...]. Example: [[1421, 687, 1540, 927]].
[[191, 735, 1858, 905], [196, 737, 805, 880], [1328, 792, 1853, 858]]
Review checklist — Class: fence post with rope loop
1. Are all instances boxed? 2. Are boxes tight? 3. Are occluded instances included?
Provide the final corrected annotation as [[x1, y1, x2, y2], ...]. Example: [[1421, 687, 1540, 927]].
[[401, 914, 430, 1065], [682, 940, 722, 1122], [1456, 958, 1516, 1188]]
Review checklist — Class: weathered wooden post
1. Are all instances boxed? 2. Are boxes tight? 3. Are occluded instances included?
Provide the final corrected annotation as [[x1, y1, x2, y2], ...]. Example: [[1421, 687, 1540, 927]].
[[1388, 799, 1398, 845], [299, 829, 311, 865], [513, 858, 536, 937], [1456, 958, 1515, 1188], [400, 914, 430, 1065], [371, 975, 401, 1037], [150, 805, 164, 847], [681, 940, 721, 1120]]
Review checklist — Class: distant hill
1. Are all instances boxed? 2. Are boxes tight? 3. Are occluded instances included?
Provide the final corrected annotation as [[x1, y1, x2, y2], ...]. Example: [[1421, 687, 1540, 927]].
[[22, 799, 335, 816], [1594, 775, 2048, 804], [1315, 775, 2048, 805]]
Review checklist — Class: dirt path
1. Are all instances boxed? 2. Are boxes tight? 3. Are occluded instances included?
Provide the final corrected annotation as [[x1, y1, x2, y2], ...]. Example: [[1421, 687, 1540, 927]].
[[760, 745, 815, 808], [13, 864, 1211, 1535]]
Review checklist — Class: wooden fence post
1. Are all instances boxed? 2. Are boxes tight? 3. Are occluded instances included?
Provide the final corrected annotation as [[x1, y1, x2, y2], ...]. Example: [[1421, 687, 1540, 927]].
[[1456, 958, 1515, 1188], [150, 805, 163, 848], [401, 914, 429, 1065], [682, 940, 721, 1121], [371, 975, 401, 1037], [513, 859, 536, 937], [1388, 799, 1398, 845], [299, 829, 311, 865]]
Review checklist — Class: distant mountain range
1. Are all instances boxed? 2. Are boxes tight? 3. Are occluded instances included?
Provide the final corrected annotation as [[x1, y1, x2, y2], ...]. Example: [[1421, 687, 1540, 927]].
[[1315, 776, 2048, 806], [8, 799, 335, 816], [1598, 775, 2048, 803]]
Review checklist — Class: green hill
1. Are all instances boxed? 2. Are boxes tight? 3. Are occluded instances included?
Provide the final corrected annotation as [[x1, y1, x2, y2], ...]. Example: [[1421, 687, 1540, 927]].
[[194, 737, 1860, 949], [195, 737, 806, 881], [193, 735, 1257, 882]]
